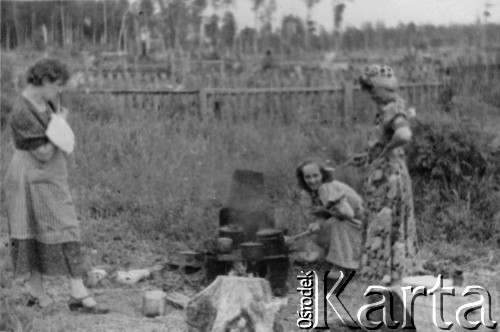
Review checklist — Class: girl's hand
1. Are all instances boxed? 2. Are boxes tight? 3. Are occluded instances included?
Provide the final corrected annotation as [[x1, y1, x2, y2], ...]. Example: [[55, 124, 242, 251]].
[[59, 107, 69, 120], [308, 221, 321, 233], [376, 147, 390, 161], [348, 152, 368, 167], [310, 207, 333, 219], [31, 142, 55, 163]]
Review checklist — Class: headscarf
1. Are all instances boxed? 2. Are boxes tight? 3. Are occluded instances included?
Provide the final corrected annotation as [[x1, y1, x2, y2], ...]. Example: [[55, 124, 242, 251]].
[[359, 64, 398, 91]]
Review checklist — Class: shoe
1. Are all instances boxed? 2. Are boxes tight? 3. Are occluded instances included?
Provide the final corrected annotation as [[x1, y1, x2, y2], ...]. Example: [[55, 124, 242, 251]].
[[68, 295, 110, 314], [26, 294, 53, 308]]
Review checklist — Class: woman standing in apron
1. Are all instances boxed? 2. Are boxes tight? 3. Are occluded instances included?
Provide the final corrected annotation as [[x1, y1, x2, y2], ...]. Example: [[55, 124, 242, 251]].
[[4, 58, 108, 313]]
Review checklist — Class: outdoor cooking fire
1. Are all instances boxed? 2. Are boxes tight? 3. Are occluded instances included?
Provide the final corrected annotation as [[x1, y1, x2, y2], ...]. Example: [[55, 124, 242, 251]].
[[203, 170, 290, 296]]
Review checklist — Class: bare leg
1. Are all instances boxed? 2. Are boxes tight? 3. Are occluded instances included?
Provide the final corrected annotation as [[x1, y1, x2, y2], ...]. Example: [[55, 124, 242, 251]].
[[27, 270, 44, 297], [27, 270, 53, 307], [69, 277, 96, 307]]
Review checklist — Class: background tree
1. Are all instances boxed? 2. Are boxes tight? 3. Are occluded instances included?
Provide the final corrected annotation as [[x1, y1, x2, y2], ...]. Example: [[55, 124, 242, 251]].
[[303, 0, 322, 51], [187, 0, 207, 50], [220, 11, 237, 54], [258, 0, 276, 52], [158, 0, 189, 50], [251, 0, 266, 53], [281, 15, 306, 55], [204, 14, 220, 50], [239, 27, 257, 54], [1, 0, 499, 58]]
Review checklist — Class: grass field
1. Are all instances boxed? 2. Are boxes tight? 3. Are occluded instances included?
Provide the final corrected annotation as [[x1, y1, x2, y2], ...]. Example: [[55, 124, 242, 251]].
[[1, 51, 500, 331]]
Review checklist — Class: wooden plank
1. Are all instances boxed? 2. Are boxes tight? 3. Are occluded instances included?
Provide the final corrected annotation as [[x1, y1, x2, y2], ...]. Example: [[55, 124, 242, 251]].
[[205, 86, 343, 94], [69, 89, 200, 95], [164, 291, 190, 309]]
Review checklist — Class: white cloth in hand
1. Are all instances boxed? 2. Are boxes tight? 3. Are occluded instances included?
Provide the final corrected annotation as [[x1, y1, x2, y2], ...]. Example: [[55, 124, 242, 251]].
[[45, 113, 75, 154], [318, 182, 355, 219]]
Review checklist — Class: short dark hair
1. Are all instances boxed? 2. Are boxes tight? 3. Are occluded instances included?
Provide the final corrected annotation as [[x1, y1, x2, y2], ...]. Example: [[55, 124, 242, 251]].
[[295, 160, 334, 193], [358, 75, 374, 92], [26, 58, 70, 86]]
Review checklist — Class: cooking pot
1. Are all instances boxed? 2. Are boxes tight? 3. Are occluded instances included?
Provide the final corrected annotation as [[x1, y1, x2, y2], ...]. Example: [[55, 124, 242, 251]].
[[219, 225, 245, 247], [179, 250, 205, 264], [256, 228, 286, 257], [217, 237, 233, 254], [240, 242, 264, 261]]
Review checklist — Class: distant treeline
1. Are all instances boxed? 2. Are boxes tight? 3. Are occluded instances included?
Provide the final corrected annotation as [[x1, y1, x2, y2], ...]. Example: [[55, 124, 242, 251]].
[[1, 0, 500, 56]]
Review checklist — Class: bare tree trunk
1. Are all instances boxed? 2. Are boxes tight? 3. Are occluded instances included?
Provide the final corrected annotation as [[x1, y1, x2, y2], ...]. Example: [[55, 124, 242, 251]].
[[124, 27, 128, 53], [79, 23, 83, 46], [60, 1, 65, 47], [305, 8, 311, 52], [31, 4, 36, 45], [199, 16, 204, 49], [6, 25, 11, 51], [51, 11, 55, 45], [68, 14, 73, 46], [111, 8, 115, 49], [103, 0, 108, 47], [117, 8, 128, 52], [12, 1, 20, 47], [253, 11, 258, 54], [133, 15, 140, 56]]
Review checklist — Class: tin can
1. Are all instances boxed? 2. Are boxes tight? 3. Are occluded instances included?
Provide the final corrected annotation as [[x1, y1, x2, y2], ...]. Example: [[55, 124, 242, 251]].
[[142, 290, 167, 317]]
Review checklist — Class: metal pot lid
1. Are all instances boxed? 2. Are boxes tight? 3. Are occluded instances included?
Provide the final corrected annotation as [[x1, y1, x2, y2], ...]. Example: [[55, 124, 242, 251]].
[[256, 228, 283, 237], [239, 242, 263, 247], [219, 225, 244, 233]]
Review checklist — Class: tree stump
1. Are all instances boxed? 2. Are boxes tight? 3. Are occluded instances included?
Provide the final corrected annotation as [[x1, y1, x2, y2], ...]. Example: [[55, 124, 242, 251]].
[[185, 276, 284, 332]]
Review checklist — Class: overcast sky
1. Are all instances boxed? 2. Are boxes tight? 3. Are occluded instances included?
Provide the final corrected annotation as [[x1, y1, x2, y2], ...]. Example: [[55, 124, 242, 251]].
[[209, 0, 500, 31]]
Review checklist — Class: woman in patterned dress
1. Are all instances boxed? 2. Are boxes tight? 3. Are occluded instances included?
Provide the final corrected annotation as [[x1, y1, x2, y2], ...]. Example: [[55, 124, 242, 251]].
[[4, 58, 108, 313], [351, 64, 419, 286], [296, 160, 364, 273]]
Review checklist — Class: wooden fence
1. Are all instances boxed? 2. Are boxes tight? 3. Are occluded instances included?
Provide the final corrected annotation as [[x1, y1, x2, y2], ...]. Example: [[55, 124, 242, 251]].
[[11, 56, 498, 92], [66, 82, 447, 125]]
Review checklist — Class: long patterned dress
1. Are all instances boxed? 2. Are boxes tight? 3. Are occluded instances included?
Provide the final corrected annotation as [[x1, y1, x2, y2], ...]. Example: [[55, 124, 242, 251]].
[[359, 97, 419, 284]]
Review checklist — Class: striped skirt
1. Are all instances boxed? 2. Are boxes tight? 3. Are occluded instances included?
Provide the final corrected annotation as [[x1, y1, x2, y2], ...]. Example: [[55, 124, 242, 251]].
[[4, 149, 85, 277]]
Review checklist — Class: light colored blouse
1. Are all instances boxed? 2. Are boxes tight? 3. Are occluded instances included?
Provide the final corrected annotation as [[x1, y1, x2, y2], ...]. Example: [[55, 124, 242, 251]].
[[299, 180, 364, 221]]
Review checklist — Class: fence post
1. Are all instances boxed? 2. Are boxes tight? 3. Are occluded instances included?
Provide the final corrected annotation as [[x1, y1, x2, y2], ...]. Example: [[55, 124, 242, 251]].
[[199, 88, 208, 118], [342, 82, 353, 126]]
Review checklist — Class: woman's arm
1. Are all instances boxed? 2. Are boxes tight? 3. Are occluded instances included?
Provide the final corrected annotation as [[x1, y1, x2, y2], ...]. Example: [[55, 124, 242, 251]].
[[347, 152, 368, 168], [328, 198, 355, 220], [381, 116, 412, 157], [30, 142, 56, 162], [299, 190, 326, 232]]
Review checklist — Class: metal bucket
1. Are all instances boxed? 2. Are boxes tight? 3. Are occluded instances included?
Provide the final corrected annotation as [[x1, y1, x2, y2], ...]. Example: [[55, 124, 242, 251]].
[[256, 228, 287, 257], [218, 225, 245, 247], [205, 253, 231, 284], [240, 242, 264, 261], [262, 256, 290, 296]]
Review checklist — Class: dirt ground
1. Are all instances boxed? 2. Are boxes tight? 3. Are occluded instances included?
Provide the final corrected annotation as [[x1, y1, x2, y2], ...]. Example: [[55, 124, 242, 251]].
[[2, 259, 499, 332], [1, 218, 499, 331]]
